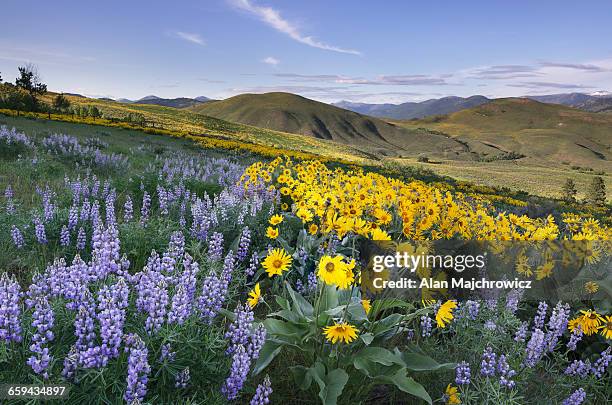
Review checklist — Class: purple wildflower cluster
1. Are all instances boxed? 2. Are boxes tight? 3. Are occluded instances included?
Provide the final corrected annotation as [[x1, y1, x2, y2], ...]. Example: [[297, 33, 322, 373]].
[[27, 296, 55, 378], [455, 361, 471, 385], [562, 388, 586, 405], [0, 273, 22, 343], [250, 375, 273, 405], [124, 334, 151, 403]]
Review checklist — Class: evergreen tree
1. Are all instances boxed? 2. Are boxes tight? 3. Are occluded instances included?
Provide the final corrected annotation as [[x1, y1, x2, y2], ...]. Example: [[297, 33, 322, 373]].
[[588, 176, 606, 206], [562, 178, 577, 203]]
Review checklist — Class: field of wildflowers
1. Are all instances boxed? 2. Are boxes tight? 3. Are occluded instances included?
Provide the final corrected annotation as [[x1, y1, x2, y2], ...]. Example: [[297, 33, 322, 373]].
[[0, 117, 610, 404]]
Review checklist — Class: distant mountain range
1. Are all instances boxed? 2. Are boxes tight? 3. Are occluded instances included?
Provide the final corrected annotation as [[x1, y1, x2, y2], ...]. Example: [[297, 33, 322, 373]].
[[333, 96, 491, 119], [110, 95, 214, 108], [333, 92, 612, 118], [526, 92, 612, 113], [188, 92, 470, 158]]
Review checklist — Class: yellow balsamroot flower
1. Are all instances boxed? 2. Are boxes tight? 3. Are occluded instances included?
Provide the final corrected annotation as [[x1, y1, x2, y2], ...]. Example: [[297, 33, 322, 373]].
[[322, 322, 359, 344], [535, 261, 554, 280], [335, 260, 356, 290], [247, 283, 261, 308], [445, 384, 461, 404], [296, 208, 313, 223], [280, 203, 289, 211], [568, 310, 605, 335], [361, 299, 372, 314], [599, 316, 612, 340], [584, 281, 599, 294], [308, 223, 318, 235], [436, 300, 458, 328], [317, 255, 348, 286], [265, 227, 279, 239], [262, 248, 293, 277], [269, 214, 284, 226], [370, 228, 391, 241]]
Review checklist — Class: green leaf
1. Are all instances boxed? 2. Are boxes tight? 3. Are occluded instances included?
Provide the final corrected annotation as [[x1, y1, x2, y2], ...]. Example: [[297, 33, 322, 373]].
[[268, 309, 304, 323], [360, 333, 374, 345], [398, 350, 456, 372], [314, 367, 349, 405], [275, 296, 290, 310], [252, 342, 282, 375], [324, 305, 347, 317], [285, 282, 314, 317], [264, 318, 305, 339], [289, 365, 312, 390], [376, 369, 432, 404]]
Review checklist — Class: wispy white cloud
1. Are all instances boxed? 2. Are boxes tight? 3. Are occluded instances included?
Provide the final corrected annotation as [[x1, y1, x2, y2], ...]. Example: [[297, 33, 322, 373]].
[[228, 0, 361, 55], [173, 31, 206, 46], [274, 73, 451, 86], [262, 56, 280, 66]]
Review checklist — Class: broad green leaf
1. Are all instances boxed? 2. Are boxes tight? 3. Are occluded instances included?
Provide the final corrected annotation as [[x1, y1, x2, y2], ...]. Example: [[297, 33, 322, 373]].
[[398, 350, 456, 371], [290, 365, 312, 390], [376, 369, 432, 404], [286, 282, 314, 317], [315, 368, 349, 405], [275, 296, 290, 310], [360, 333, 374, 345], [252, 342, 282, 375], [264, 318, 305, 339], [325, 305, 347, 317]]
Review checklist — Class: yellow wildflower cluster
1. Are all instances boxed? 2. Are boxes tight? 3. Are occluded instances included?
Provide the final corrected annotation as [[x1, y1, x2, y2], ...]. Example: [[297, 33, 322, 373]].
[[241, 158, 610, 241], [317, 255, 355, 289], [568, 310, 611, 339]]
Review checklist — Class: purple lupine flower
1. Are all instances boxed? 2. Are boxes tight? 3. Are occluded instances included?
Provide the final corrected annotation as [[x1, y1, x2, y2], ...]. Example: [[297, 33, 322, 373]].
[[60, 225, 71, 247], [74, 291, 96, 351], [167, 284, 191, 325], [157, 185, 169, 215], [90, 200, 101, 229], [175, 367, 190, 388], [245, 252, 259, 277], [208, 232, 224, 261], [497, 354, 516, 388], [236, 227, 251, 262], [524, 328, 546, 368], [221, 345, 251, 401], [27, 296, 54, 378], [565, 360, 592, 378], [105, 190, 116, 227], [159, 343, 176, 363], [123, 196, 133, 222], [5, 185, 15, 214], [221, 251, 235, 285], [567, 325, 583, 351], [77, 227, 87, 251], [97, 278, 129, 362], [250, 375, 273, 405], [457, 300, 479, 321], [168, 231, 186, 260], [480, 346, 497, 377], [247, 323, 267, 360], [533, 301, 548, 330], [562, 388, 586, 405], [514, 321, 528, 343], [484, 319, 497, 330], [80, 199, 91, 222], [420, 315, 432, 337], [11, 225, 25, 249], [406, 329, 415, 341], [0, 273, 22, 343], [545, 302, 571, 352], [226, 303, 254, 355], [197, 271, 227, 323], [62, 346, 79, 380], [140, 191, 151, 226], [591, 347, 611, 378], [144, 279, 168, 335], [455, 361, 471, 385], [307, 272, 318, 292], [124, 335, 151, 404], [33, 216, 47, 244], [505, 289, 522, 314], [68, 204, 79, 230]]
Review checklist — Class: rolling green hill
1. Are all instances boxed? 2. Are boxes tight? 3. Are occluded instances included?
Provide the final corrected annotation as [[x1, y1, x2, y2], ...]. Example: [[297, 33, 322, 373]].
[[395, 98, 612, 170], [188, 92, 470, 158]]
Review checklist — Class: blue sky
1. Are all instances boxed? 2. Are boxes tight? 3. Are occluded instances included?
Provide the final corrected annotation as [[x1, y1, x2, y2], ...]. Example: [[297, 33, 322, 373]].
[[1, 0, 612, 103]]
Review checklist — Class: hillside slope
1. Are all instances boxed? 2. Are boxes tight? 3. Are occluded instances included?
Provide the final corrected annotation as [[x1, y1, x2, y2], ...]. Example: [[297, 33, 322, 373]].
[[333, 96, 491, 119], [189, 92, 469, 157], [395, 98, 612, 170]]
